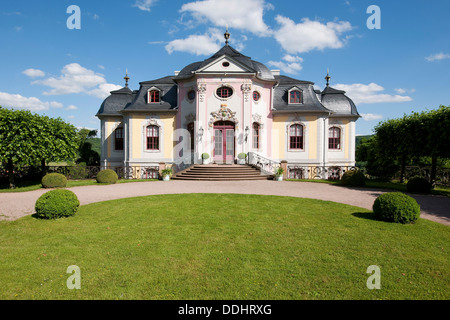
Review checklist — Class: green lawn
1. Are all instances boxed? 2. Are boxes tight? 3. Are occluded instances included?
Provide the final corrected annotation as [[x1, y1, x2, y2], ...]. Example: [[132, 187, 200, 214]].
[[0, 179, 157, 193], [0, 194, 448, 300]]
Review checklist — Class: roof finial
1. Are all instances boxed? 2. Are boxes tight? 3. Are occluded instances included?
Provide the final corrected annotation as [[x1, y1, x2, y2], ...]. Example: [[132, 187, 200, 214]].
[[124, 68, 130, 88], [325, 68, 331, 87], [224, 24, 230, 45]]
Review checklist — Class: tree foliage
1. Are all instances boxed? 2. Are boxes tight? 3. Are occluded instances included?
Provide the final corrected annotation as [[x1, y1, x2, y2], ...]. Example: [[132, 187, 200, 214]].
[[77, 128, 100, 166], [357, 105, 450, 184], [0, 107, 79, 188]]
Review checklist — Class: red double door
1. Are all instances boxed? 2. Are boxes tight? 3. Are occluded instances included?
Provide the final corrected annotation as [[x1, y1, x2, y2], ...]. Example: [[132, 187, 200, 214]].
[[213, 121, 235, 164]]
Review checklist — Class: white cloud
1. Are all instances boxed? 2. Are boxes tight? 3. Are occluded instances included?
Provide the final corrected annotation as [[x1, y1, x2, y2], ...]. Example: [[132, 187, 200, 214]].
[[394, 88, 415, 94], [88, 83, 122, 99], [22, 68, 45, 78], [267, 55, 303, 75], [148, 41, 166, 45], [67, 115, 75, 119], [180, 0, 272, 36], [0, 92, 63, 111], [425, 52, 450, 62], [33, 63, 121, 99], [360, 113, 383, 121], [66, 105, 77, 110], [133, 0, 157, 12], [274, 16, 353, 54], [333, 83, 413, 104], [165, 28, 223, 55]]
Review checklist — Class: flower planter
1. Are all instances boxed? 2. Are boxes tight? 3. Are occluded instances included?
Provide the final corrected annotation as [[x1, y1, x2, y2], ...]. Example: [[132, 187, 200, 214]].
[[275, 175, 283, 181]]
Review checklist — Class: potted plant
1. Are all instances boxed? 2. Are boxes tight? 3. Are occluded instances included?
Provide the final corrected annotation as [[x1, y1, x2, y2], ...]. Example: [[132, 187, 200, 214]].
[[274, 167, 284, 181], [202, 153, 210, 164], [237, 153, 247, 165], [161, 168, 172, 181]]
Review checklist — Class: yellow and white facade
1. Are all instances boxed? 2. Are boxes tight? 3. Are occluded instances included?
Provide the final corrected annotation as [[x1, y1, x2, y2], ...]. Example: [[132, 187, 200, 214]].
[[96, 43, 360, 178]]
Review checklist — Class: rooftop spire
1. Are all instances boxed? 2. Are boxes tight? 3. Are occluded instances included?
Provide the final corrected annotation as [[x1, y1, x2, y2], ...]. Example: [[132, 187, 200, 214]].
[[124, 69, 130, 87], [325, 68, 331, 87], [224, 24, 230, 45]]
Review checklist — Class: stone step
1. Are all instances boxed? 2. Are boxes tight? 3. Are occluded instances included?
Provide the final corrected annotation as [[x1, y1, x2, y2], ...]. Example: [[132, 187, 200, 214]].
[[172, 164, 273, 181], [172, 176, 272, 181]]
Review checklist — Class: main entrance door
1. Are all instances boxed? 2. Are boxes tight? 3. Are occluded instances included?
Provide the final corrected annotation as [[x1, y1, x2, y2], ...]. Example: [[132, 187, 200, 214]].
[[213, 121, 235, 164]]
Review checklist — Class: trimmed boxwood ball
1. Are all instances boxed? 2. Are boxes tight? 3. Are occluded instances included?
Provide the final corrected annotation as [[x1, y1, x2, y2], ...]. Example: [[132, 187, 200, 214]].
[[35, 189, 80, 219], [340, 170, 366, 187], [96, 169, 118, 184], [372, 192, 420, 224], [41, 173, 67, 188], [407, 176, 432, 194]]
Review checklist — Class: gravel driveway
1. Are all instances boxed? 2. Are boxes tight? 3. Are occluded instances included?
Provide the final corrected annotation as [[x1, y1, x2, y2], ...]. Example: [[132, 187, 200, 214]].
[[0, 180, 449, 226]]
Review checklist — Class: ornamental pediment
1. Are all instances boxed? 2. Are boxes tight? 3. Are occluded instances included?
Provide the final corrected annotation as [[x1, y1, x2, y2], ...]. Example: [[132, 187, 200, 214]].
[[209, 104, 239, 127]]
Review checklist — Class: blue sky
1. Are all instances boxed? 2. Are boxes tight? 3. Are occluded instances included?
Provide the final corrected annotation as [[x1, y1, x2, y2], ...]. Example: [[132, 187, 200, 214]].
[[1, 0, 449, 135]]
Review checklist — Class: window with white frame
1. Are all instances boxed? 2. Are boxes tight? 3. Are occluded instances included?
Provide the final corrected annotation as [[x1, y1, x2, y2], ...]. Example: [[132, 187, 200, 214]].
[[328, 127, 341, 150], [146, 125, 159, 150], [289, 124, 304, 150]]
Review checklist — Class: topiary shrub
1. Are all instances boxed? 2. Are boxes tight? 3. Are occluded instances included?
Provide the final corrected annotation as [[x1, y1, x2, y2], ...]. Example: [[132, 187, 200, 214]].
[[96, 169, 118, 184], [372, 192, 420, 224], [35, 189, 80, 219], [406, 176, 432, 194], [41, 173, 67, 188], [340, 170, 366, 187]]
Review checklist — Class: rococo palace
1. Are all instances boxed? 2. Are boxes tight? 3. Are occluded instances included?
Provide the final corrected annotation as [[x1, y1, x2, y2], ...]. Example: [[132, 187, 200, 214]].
[[96, 30, 360, 180]]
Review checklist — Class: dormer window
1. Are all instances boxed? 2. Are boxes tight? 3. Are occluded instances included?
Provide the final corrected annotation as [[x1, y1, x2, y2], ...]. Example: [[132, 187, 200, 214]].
[[289, 89, 302, 104], [148, 89, 160, 103]]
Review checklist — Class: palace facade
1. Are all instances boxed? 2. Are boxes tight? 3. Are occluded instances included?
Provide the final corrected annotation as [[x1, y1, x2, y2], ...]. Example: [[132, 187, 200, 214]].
[[96, 36, 360, 179]]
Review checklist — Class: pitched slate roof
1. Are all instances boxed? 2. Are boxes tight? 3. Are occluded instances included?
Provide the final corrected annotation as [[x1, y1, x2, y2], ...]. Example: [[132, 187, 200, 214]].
[[122, 76, 178, 112], [96, 86, 135, 117], [174, 45, 275, 81], [96, 45, 359, 118], [272, 75, 331, 114], [320, 85, 360, 117]]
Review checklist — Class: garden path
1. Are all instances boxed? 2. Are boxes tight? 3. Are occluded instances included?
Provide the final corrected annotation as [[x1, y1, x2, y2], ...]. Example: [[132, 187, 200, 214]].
[[0, 180, 448, 226]]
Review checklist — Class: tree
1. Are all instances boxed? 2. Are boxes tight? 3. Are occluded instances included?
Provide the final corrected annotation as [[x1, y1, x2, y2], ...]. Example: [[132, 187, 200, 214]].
[[356, 135, 400, 180], [0, 107, 79, 188], [77, 129, 100, 166], [359, 105, 450, 184], [420, 106, 450, 183]]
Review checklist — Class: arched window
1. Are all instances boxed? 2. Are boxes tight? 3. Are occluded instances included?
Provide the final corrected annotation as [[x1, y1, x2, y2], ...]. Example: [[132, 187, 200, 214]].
[[148, 90, 160, 103], [114, 127, 124, 151], [146, 125, 159, 150], [289, 90, 302, 104], [329, 127, 341, 150], [252, 123, 260, 149], [289, 124, 304, 150]]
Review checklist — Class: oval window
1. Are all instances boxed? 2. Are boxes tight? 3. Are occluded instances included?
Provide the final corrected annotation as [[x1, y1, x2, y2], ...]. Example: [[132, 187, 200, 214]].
[[253, 91, 261, 101], [222, 62, 230, 67], [187, 90, 195, 100], [216, 86, 233, 99]]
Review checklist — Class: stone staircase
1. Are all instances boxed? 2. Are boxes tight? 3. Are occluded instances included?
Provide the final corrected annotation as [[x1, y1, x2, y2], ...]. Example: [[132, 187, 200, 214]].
[[172, 164, 273, 181]]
